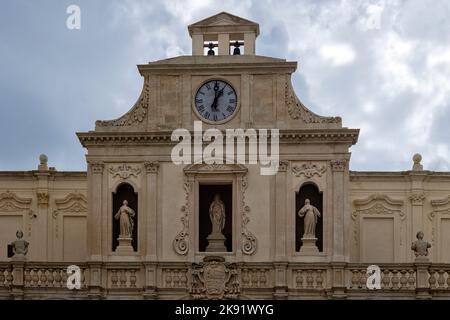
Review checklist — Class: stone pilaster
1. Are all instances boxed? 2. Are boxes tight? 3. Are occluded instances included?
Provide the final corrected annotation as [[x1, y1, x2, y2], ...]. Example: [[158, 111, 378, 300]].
[[144, 161, 159, 261], [88, 161, 104, 261], [275, 161, 288, 261], [330, 159, 346, 262]]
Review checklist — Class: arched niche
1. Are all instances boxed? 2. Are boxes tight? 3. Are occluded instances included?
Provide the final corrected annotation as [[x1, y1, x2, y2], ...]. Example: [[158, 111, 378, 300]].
[[295, 182, 323, 252], [112, 183, 138, 252]]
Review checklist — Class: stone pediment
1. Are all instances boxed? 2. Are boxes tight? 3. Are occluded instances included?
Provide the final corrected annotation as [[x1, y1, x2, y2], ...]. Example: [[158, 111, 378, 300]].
[[188, 12, 259, 36], [183, 163, 248, 175]]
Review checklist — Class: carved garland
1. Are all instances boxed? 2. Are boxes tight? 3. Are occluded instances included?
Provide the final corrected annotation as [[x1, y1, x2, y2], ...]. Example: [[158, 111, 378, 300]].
[[291, 162, 326, 178], [109, 163, 142, 179], [96, 78, 150, 127], [240, 175, 257, 255], [285, 77, 341, 125], [173, 179, 191, 255]]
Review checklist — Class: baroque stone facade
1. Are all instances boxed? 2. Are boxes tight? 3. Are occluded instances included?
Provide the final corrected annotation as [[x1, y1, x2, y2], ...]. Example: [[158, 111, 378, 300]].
[[1, 12, 450, 300]]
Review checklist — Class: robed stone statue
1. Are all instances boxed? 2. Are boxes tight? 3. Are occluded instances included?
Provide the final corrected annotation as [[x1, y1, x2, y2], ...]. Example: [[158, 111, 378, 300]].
[[12, 230, 29, 261], [206, 194, 227, 252], [298, 199, 321, 238], [114, 200, 135, 238], [209, 194, 225, 235]]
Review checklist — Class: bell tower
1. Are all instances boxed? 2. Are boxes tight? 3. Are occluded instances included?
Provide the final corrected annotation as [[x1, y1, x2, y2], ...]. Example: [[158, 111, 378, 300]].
[[188, 12, 259, 56]]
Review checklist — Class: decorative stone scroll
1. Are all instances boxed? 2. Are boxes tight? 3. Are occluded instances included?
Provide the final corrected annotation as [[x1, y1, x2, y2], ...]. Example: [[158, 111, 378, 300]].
[[173, 179, 191, 255], [285, 77, 341, 125], [190, 256, 240, 300], [96, 78, 149, 128], [240, 175, 257, 255], [109, 164, 141, 179], [291, 162, 326, 178]]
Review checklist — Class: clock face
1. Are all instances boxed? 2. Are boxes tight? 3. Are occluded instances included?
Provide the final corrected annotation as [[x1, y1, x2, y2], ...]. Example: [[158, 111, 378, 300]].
[[194, 80, 238, 123]]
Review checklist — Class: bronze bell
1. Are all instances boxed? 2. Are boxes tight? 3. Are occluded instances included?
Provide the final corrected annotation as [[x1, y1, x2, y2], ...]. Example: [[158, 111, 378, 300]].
[[232, 41, 241, 55], [207, 42, 215, 56]]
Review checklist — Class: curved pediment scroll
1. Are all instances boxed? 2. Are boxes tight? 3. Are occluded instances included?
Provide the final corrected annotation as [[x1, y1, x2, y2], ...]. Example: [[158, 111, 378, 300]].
[[351, 194, 405, 253], [0, 191, 32, 213], [53, 193, 88, 217], [285, 76, 342, 128], [95, 77, 150, 131]]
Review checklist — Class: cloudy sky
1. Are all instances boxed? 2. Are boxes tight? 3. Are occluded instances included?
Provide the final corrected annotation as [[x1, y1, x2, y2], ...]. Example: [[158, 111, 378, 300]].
[[1, 0, 449, 171]]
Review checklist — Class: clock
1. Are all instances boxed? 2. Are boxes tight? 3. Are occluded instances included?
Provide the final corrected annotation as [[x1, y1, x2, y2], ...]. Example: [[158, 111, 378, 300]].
[[194, 79, 238, 123]]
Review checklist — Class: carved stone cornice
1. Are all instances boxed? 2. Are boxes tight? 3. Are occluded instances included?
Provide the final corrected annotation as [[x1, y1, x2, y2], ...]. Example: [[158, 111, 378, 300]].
[[291, 162, 326, 178], [90, 161, 104, 174], [409, 193, 426, 205], [77, 129, 360, 147], [109, 163, 141, 179], [330, 159, 347, 172], [144, 161, 160, 174]]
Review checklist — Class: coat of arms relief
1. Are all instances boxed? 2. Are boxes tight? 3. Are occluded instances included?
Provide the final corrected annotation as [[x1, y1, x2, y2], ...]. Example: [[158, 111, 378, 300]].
[[190, 256, 240, 299]]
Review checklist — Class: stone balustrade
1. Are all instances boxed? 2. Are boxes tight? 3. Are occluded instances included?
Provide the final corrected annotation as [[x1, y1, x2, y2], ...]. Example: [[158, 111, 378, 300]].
[[1, 261, 450, 299]]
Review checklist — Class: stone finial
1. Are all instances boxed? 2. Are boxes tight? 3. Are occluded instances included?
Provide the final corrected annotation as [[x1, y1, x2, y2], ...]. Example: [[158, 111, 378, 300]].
[[38, 154, 48, 171], [411, 231, 431, 260], [412, 153, 423, 171]]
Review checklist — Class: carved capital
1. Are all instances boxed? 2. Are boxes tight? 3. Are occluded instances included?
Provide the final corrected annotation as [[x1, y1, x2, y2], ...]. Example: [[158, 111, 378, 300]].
[[37, 192, 49, 207], [90, 161, 104, 174], [292, 162, 326, 178], [409, 193, 426, 205], [278, 160, 289, 172], [144, 161, 160, 174], [109, 163, 141, 179], [330, 159, 346, 172]]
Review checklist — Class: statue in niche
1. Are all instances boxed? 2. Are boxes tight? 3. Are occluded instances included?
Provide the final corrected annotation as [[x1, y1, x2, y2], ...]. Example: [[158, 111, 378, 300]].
[[298, 199, 321, 238], [114, 200, 135, 238], [209, 194, 225, 235], [411, 231, 431, 257], [12, 230, 29, 260]]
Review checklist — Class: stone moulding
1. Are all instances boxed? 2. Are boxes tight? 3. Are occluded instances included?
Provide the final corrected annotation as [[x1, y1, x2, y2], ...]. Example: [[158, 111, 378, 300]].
[[77, 129, 360, 147], [428, 195, 450, 246], [352, 194, 405, 254], [95, 77, 150, 129], [52, 193, 88, 239]]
